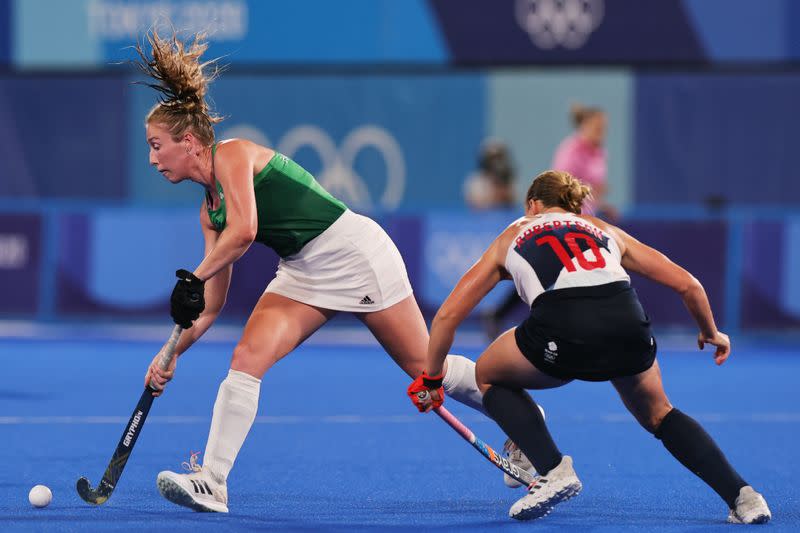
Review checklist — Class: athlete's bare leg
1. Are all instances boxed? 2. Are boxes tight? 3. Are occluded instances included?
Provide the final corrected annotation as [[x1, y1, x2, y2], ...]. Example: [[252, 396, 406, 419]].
[[355, 294, 432, 378], [231, 292, 337, 378], [158, 292, 336, 511], [612, 359, 761, 517], [610, 359, 673, 432], [358, 294, 497, 414]]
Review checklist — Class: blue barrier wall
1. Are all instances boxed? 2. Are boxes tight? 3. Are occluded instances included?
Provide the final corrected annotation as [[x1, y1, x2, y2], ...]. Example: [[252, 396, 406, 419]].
[[2, 69, 795, 212], [4, 206, 799, 334], [121, 69, 800, 211], [0, 0, 9, 65], [0, 213, 40, 316], [740, 216, 800, 329], [683, 0, 789, 62], [635, 73, 800, 206], [55, 209, 204, 316], [0, 76, 128, 199], [129, 74, 487, 211], [619, 219, 728, 327]]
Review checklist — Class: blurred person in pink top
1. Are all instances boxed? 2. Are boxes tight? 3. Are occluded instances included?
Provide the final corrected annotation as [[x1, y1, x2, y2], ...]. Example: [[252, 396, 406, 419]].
[[552, 104, 618, 220]]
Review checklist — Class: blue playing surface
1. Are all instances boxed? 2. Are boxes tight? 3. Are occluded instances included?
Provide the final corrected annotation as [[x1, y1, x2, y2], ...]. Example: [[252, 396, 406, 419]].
[[1, 330, 798, 532]]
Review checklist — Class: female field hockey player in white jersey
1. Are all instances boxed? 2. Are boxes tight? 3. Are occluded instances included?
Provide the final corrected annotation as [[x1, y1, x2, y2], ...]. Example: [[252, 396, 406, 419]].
[[132, 28, 536, 513], [409, 170, 771, 524]]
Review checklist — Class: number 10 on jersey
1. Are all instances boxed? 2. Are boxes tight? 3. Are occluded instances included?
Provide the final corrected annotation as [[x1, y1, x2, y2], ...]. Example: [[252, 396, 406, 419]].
[[536, 232, 606, 271]]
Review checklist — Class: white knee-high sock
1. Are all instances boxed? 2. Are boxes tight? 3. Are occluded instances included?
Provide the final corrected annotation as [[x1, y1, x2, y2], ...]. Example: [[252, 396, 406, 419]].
[[443, 354, 488, 415], [202, 369, 261, 484], [442, 354, 546, 421]]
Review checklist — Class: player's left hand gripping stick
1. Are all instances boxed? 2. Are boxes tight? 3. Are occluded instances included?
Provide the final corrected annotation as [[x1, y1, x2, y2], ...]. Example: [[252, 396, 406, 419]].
[[76, 324, 182, 505]]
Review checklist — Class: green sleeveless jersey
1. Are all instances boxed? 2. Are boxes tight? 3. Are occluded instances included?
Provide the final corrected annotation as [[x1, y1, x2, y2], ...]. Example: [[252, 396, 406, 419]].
[[206, 146, 347, 257]]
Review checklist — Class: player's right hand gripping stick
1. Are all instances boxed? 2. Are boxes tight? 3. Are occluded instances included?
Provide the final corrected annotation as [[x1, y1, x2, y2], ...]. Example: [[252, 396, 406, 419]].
[[170, 269, 205, 329], [407, 371, 445, 412]]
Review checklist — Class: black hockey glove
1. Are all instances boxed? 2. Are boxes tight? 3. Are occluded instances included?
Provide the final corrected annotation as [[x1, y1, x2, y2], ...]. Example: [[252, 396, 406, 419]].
[[170, 269, 205, 329]]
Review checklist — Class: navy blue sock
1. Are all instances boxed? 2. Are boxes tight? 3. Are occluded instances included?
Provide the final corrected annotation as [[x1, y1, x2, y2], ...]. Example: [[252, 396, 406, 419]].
[[482, 385, 562, 475], [655, 408, 747, 507]]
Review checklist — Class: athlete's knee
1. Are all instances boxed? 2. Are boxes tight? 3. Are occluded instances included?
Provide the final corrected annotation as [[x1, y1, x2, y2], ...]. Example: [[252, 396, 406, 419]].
[[381, 348, 425, 378], [474, 357, 493, 394], [230, 341, 275, 378], [643, 401, 675, 434]]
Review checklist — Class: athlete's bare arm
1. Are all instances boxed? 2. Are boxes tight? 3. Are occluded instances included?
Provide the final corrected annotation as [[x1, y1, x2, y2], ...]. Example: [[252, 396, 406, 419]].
[[193, 140, 259, 281], [145, 206, 234, 393], [172, 206, 234, 356], [426, 225, 518, 376], [589, 216, 730, 364]]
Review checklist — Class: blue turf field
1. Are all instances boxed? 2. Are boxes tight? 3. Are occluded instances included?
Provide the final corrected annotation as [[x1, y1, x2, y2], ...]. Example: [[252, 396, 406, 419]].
[[1, 330, 798, 532]]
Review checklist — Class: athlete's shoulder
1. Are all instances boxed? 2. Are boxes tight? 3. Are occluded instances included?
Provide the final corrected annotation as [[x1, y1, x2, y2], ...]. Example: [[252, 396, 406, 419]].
[[216, 137, 248, 149], [217, 138, 274, 154], [506, 215, 537, 233], [494, 215, 535, 252], [579, 214, 613, 233], [215, 139, 276, 171], [580, 214, 627, 253]]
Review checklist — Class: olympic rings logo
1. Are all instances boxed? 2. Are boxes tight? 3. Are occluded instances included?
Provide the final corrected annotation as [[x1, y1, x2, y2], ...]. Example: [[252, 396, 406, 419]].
[[428, 230, 498, 288], [219, 123, 406, 211], [515, 0, 604, 50]]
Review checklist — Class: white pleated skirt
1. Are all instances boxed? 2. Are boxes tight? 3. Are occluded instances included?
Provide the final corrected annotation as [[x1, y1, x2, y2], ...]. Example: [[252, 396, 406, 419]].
[[265, 209, 413, 312]]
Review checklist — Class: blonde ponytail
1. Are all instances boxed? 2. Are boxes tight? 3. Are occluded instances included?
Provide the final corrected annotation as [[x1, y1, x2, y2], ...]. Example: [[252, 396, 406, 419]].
[[133, 27, 224, 145]]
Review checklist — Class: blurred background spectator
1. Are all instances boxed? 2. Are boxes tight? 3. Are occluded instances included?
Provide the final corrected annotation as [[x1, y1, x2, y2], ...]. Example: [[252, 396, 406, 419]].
[[462, 139, 523, 339], [463, 139, 517, 210]]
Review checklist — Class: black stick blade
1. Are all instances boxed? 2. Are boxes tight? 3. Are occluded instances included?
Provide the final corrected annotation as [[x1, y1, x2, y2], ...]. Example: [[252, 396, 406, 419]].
[[75, 389, 150, 506], [76, 476, 112, 505], [75, 325, 182, 506]]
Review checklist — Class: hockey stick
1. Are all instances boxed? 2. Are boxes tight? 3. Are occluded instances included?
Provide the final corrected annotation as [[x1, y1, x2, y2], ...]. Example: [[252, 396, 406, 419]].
[[76, 324, 183, 505], [416, 392, 535, 488]]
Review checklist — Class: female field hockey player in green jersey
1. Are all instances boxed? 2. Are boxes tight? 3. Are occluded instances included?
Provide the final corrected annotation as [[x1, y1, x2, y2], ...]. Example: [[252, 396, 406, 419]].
[[133, 29, 537, 513]]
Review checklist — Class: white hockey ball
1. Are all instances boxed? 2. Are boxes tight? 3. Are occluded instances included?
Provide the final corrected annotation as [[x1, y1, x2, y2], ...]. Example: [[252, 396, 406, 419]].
[[28, 485, 52, 508]]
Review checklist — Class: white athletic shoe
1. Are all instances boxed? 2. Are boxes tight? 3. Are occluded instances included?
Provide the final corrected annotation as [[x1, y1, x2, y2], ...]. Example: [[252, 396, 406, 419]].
[[727, 486, 771, 524], [508, 455, 582, 521], [156, 452, 229, 513], [503, 404, 545, 489], [503, 438, 536, 488]]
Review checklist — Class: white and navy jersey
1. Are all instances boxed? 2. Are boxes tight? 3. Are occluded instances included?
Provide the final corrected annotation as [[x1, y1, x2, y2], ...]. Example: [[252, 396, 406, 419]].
[[505, 212, 629, 307]]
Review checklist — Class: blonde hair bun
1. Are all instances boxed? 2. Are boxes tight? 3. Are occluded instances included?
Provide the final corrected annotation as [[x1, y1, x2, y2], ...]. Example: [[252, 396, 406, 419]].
[[526, 170, 592, 214]]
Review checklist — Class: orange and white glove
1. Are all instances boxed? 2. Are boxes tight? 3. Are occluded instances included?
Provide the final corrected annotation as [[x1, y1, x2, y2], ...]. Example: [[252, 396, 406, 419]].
[[407, 371, 445, 413]]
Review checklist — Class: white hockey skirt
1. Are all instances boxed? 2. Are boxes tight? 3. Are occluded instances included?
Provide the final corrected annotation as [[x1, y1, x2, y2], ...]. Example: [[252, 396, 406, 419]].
[[265, 209, 413, 312]]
